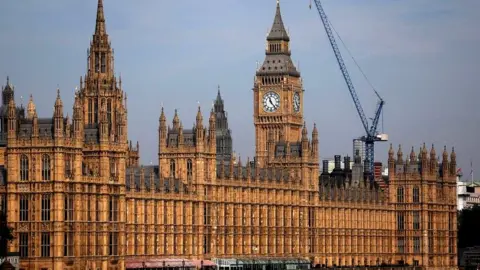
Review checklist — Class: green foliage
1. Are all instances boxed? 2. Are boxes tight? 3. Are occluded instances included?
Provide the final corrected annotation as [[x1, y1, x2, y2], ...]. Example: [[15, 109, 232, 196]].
[[458, 205, 480, 248]]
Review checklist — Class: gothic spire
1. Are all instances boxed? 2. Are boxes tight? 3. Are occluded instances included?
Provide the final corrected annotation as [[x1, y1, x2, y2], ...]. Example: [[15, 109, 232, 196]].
[[267, 1, 290, 42], [256, 1, 299, 78], [27, 94, 36, 120], [95, 0, 107, 36], [215, 85, 223, 105]]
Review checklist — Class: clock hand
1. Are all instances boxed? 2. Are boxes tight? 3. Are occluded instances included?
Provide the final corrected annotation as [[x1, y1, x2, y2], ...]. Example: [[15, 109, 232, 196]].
[[268, 97, 274, 107]]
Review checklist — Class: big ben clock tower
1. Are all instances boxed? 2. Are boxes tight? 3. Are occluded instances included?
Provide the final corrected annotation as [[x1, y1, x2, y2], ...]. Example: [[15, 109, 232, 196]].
[[254, 1, 304, 167]]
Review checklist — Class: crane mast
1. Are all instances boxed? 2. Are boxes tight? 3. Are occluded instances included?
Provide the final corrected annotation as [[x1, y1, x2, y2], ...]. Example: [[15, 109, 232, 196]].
[[310, 0, 386, 180]]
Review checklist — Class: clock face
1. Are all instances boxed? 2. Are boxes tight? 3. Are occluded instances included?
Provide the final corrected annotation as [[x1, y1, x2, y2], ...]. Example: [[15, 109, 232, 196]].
[[262, 91, 280, 112], [293, 92, 300, 112]]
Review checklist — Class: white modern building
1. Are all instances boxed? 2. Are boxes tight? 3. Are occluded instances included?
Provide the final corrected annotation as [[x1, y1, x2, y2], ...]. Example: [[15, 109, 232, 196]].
[[353, 138, 365, 165], [457, 177, 480, 211]]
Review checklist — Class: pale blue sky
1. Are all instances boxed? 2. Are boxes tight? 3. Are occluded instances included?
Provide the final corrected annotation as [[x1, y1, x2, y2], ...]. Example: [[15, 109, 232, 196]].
[[0, 0, 479, 177]]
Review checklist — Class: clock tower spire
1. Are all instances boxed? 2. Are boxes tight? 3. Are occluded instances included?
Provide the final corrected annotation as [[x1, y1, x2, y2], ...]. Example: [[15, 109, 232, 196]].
[[253, 1, 304, 167]]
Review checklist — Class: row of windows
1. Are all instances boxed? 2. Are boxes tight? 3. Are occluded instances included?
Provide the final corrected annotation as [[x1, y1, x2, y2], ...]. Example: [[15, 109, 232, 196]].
[[19, 232, 51, 258], [18, 194, 119, 222], [20, 154, 51, 181], [87, 98, 112, 124], [20, 154, 75, 181], [169, 159, 193, 179], [396, 211, 421, 231], [397, 186, 420, 203], [19, 231, 118, 258], [397, 236, 421, 254], [94, 52, 107, 74], [269, 43, 282, 53], [20, 154, 120, 181]]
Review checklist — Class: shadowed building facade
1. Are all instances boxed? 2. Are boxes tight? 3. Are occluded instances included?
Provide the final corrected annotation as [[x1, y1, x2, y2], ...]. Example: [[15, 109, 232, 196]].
[[0, 1, 457, 269]]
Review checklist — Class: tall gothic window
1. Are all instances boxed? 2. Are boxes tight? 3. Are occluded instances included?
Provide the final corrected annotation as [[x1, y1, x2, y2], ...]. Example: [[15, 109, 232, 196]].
[[64, 232, 74, 256], [413, 186, 420, 203], [413, 211, 420, 230], [396, 186, 404, 203], [397, 237, 405, 253], [413, 236, 421, 253], [20, 155, 29, 181], [95, 52, 100, 72], [88, 99, 93, 124], [397, 211, 405, 231], [101, 53, 106, 73], [19, 195, 29, 221], [96, 197, 100, 222], [170, 159, 176, 178], [187, 159, 193, 181], [107, 99, 112, 124], [41, 194, 51, 221], [94, 100, 98, 123], [109, 232, 118, 255], [41, 232, 50, 257], [109, 196, 118, 222], [110, 158, 117, 179], [64, 194, 74, 221], [65, 154, 72, 179], [19, 232, 29, 258], [87, 197, 92, 221], [42, 154, 51, 181]]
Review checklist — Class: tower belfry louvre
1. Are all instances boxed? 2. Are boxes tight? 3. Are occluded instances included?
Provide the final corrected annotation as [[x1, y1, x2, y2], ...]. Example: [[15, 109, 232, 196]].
[[0, 1, 458, 269]]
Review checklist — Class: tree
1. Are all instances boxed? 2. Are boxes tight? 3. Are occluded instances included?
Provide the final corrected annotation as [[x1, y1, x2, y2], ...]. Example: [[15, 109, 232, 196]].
[[458, 205, 480, 248], [0, 212, 13, 258]]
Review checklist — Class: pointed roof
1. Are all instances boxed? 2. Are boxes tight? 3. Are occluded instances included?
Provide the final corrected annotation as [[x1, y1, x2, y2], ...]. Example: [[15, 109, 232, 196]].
[[215, 85, 223, 105], [3, 76, 13, 92], [94, 0, 107, 36], [267, 1, 290, 42], [55, 89, 63, 107], [256, 1, 299, 78]]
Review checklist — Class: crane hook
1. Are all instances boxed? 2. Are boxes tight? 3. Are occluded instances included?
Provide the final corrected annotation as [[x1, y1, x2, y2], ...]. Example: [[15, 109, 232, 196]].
[[309, 0, 312, 9]]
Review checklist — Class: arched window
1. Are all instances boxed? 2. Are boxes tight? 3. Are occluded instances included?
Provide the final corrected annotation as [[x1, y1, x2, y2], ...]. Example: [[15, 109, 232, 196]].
[[397, 186, 404, 203], [107, 99, 112, 124], [413, 186, 420, 203], [95, 52, 100, 72], [64, 154, 72, 179], [187, 159, 193, 181], [101, 53, 106, 73], [110, 158, 117, 180], [20, 155, 29, 181], [170, 159, 176, 178], [42, 155, 51, 181]]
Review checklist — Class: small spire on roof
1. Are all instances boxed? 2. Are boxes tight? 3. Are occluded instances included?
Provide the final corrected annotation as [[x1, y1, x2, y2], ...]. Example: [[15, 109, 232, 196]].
[[95, 0, 107, 36]]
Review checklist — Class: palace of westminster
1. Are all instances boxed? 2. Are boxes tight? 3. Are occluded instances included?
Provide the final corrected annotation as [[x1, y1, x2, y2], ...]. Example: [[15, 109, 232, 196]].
[[0, 0, 458, 269]]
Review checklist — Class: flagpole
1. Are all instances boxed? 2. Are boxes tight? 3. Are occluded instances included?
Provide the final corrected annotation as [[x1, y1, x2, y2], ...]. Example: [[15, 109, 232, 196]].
[[471, 159, 474, 185]]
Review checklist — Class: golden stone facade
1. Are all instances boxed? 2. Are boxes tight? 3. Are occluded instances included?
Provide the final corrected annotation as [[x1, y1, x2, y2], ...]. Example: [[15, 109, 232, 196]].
[[0, 1, 457, 269]]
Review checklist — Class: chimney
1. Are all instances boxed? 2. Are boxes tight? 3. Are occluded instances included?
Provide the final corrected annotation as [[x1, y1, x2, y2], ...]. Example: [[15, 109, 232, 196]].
[[334, 155, 341, 170], [322, 160, 329, 174], [344, 156, 351, 170], [374, 162, 383, 180]]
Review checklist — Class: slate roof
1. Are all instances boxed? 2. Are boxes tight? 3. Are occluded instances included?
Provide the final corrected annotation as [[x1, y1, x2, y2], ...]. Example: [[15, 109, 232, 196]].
[[267, 2, 290, 42], [275, 141, 302, 158], [167, 128, 196, 147], [125, 166, 189, 193], [256, 54, 300, 77]]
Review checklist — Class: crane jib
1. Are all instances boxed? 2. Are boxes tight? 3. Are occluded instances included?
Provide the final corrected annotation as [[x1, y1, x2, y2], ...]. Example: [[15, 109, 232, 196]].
[[312, 0, 385, 178]]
